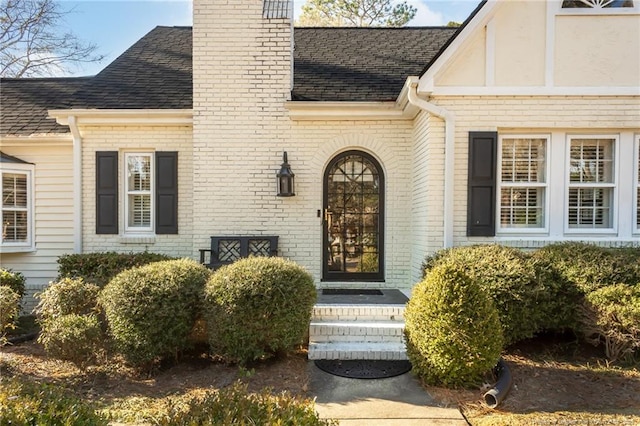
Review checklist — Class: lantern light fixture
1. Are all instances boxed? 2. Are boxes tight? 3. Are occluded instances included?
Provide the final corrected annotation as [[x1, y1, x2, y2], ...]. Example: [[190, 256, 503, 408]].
[[277, 151, 295, 197]]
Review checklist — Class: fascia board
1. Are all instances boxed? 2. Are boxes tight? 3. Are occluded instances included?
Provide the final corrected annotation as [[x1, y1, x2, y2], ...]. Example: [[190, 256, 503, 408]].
[[48, 109, 193, 126]]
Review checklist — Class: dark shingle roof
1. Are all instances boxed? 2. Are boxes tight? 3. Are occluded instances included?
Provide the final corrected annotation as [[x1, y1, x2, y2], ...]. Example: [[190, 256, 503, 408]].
[[0, 77, 91, 135], [72, 26, 192, 109], [1, 25, 457, 135], [292, 27, 457, 101]]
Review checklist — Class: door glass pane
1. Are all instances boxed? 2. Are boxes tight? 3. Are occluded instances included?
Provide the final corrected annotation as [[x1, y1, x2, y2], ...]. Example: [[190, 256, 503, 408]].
[[325, 153, 382, 276]]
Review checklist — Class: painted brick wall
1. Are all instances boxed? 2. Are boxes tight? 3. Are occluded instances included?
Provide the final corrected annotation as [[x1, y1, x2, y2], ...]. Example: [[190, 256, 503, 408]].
[[193, 0, 415, 289], [411, 111, 445, 284], [80, 125, 194, 257], [416, 95, 640, 256]]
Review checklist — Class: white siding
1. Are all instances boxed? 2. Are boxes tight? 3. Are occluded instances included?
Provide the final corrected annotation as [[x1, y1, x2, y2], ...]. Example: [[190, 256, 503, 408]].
[[0, 141, 75, 312]]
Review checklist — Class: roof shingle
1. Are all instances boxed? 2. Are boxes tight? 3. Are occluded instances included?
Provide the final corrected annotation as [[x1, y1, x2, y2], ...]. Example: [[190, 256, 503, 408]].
[[1, 25, 457, 136]]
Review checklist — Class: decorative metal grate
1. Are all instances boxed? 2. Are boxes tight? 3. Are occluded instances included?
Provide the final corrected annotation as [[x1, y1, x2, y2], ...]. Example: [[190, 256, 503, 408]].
[[218, 240, 241, 262], [249, 239, 272, 256]]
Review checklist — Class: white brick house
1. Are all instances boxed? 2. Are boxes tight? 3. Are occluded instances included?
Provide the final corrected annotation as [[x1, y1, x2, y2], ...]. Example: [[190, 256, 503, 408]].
[[2, 0, 639, 312]]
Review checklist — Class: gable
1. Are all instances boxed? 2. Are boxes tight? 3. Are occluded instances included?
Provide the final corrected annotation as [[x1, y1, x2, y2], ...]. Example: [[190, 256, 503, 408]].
[[422, 0, 640, 93]]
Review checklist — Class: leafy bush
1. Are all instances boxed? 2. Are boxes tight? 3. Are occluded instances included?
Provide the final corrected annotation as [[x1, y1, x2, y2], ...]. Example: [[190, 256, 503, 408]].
[[581, 284, 640, 362], [35, 277, 100, 319], [204, 257, 317, 365], [405, 263, 503, 387], [0, 378, 108, 425], [423, 245, 574, 345], [0, 286, 20, 343], [57, 251, 176, 287], [105, 382, 334, 426], [0, 268, 25, 311], [37, 314, 104, 367], [99, 258, 210, 368], [534, 242, 640, 293]]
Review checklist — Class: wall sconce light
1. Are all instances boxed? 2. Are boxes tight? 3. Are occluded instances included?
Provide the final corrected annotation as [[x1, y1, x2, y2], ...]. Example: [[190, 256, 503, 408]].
[[277, 151, 295, 197]]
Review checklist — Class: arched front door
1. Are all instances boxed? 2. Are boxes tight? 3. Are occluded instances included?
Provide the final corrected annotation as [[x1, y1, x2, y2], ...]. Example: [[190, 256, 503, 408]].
[[323, 150, 384, 281]]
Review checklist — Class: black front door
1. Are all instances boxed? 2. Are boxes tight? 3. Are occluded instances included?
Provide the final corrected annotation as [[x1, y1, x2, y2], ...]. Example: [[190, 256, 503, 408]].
[[323, 150, 384, 281]]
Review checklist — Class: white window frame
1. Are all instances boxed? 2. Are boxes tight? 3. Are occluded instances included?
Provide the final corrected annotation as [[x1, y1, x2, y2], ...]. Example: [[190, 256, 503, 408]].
[[497, 134, 550, 235], [123, 152, 154, 234], [1, 164, 35, 252], [634, 135, 640, 234], [557, 0, 640, 15], [564, 134, 619, 234]]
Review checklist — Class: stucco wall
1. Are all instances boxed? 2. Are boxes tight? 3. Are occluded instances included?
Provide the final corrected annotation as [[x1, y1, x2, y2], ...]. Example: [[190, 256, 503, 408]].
[[555, 14, 640, 87], [80, 125, 194, 257], [0, 140, 75, 312], [433, 1, 639, 89]]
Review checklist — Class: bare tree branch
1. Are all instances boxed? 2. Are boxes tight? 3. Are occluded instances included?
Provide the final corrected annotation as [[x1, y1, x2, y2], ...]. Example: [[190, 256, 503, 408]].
[[297, 0, 416, 27], [0, 0, 104, 78]]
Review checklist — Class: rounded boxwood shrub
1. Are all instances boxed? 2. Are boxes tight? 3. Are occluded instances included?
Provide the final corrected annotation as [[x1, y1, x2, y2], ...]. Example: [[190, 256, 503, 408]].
[[99, 259, 210, 368], [35, 277, 100, 320], [405, 263, 504, 387], [57, 251, 177, 287], [423, 245, 556, 345], [0, 286, 20, 342], [0, 268, 25, 311], [581, 284, 640, 362], [534, 242, 640, 293], [204, 257, 317, 365], [37, 314, 103, 367]]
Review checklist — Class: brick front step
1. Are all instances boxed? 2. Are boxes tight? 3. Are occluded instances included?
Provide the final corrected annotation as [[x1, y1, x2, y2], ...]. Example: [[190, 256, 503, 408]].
[[308, 301, 407, 360], [311, 305, 405, 322], [308, 342, 408, 360], [309, 321, 405, 343]]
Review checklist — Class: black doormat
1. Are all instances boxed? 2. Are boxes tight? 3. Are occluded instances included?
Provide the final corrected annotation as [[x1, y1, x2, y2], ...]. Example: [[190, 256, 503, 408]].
[[314, 359, 412, 379], [322, 289, 383, 296]]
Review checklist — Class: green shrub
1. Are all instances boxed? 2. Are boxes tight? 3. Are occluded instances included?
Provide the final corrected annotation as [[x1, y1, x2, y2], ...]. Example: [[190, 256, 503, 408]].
[[105, 382, 334, 425], [204, 257, 317, 365], [423, 245, 574, 345], [57, 251, 176, 287], [0, 377, 108, 425], [37, 314, 104, 367], [581, 284, 640, 362], [0, 286, 20, 343], [99, 258, 210, 368], [0, 268, 25, 311], [405, 263, 503, 387], [534, 242, 640, 293], [35, 277, 100, 320]]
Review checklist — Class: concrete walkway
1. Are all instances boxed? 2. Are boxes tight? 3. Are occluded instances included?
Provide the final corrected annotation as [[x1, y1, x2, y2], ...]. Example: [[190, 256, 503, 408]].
[[308, 361, 468, 425]]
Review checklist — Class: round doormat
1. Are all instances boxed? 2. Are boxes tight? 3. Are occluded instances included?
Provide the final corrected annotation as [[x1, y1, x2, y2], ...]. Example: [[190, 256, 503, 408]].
[[314, 359, 412, 379]]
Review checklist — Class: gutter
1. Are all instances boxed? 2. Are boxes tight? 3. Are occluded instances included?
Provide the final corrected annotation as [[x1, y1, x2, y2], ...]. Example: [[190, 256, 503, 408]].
[[405, 76, 455, 248], [67, 116, 83, 254]]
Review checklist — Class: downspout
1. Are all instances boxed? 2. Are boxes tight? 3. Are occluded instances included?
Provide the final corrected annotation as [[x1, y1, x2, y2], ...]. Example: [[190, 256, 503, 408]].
[[406, 77, 455, 248], [68, 116, 83, 254]]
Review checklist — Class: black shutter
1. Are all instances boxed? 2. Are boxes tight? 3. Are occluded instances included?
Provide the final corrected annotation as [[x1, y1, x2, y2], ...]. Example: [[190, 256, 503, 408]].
[[156, 152, 178, 234], [467, 132, 497, 237], [96, 151, 118, 234]]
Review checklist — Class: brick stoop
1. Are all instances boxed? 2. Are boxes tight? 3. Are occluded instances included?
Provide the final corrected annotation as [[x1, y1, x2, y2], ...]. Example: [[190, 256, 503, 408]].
[[308, 303, 408, 360]]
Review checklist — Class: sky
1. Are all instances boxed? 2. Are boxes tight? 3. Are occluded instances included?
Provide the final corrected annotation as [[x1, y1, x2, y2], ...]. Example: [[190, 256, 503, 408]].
[[59, 0, 480, 77]]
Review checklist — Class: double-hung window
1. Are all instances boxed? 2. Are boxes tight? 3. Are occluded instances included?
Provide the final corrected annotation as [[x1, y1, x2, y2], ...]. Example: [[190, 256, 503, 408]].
[[567, 136, 617, 231], [1, 157, 34, 252], [96, 151, 177, 236], [498, 135, 548, 232], [124, 153, 153, 233]]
